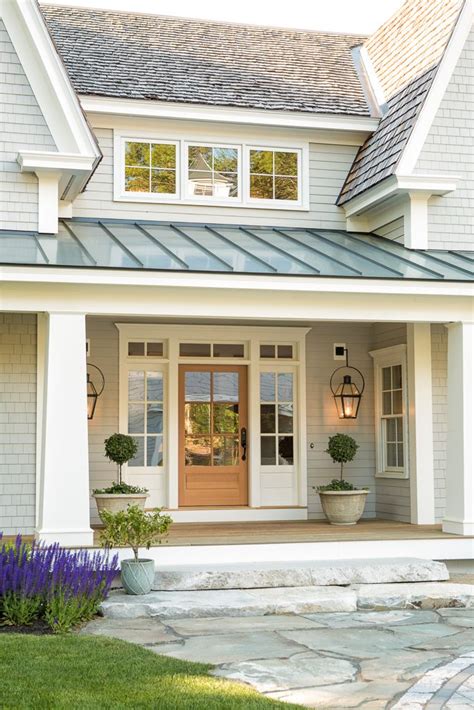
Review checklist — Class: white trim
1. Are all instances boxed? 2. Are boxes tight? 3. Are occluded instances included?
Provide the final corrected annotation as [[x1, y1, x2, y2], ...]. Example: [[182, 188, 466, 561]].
[[1, 0, 100, 197], [369, 344, 409, 479], [113, 130, 309, 210], [80, 95, 380, 133], [343, 175, 458, 218], [163, 508, 307, 523], [116, 323, 309, 513], [72, 537, 474, 563], [396, 0, 473, 175], [357, 45, 386, 111]]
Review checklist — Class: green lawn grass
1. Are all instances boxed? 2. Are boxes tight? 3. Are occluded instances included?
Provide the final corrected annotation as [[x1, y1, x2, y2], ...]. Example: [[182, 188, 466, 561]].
[[0, 634, 300, 709]]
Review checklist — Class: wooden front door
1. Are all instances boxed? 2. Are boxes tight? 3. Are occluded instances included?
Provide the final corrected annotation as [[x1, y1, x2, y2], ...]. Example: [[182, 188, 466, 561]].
[[179, 364, 248, 507]]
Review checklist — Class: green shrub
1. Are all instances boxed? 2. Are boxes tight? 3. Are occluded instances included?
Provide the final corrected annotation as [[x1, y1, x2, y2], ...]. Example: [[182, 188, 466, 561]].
[[104, 433, 139, 486], [326, 433, 359, 481], [93, 482, 147, 495], [100, 506, 173, 561]]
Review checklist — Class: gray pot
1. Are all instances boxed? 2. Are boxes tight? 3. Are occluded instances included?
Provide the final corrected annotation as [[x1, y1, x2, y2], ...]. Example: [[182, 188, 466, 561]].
[[121, 559, 155, 595], [319, 490, 369, 526], [94, 493, 148, 516]]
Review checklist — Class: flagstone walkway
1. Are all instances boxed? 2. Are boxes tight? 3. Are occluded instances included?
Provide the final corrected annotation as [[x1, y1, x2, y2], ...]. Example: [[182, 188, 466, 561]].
[[83, 607, 474, 708]]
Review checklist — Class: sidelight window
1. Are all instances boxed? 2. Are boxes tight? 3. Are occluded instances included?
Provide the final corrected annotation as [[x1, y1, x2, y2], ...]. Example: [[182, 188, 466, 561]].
[[260, 371, 294, 466]]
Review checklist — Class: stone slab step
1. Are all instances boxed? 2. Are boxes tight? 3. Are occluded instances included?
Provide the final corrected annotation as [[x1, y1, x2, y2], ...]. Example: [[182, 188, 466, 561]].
[[100, 582, 473, 620], [153, 557, 449, 591]]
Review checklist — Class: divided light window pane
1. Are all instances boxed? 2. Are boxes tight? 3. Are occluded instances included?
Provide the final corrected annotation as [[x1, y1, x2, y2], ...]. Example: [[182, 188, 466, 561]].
[[249, 149, 299, 201], [128, 370, 164, 468], [381, 363, 404, 470], [124, 141, 177, 195], [187, 145, 238, 199], [260, 371, 294, 466]]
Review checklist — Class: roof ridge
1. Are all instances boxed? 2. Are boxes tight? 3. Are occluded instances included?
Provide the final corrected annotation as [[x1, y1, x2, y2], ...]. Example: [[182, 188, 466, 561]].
[[39, 3, 368, 40]]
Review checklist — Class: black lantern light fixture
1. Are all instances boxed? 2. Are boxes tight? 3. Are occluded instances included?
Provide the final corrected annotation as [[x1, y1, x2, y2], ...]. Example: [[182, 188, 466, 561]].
[[87, 364, 105, 420], [330, 348, 365, 419]]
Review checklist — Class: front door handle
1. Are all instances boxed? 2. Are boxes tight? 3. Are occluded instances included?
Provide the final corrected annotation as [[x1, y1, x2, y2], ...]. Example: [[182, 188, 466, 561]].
[[240, 427, 247, 461]]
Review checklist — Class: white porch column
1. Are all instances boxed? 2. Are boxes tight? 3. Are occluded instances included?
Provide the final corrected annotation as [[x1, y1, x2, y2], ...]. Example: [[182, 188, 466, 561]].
[[36, 312, 93, 545], [407, 323, 435, 524], [443, 322, 474, 536]]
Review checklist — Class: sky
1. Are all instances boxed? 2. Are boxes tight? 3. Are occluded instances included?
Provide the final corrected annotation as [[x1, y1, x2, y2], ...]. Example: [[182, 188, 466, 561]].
[[41, 0, 405, 34]]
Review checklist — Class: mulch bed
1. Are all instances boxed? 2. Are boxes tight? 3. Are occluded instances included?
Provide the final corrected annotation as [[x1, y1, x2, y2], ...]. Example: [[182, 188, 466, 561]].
[[0, 620, 53, 635]]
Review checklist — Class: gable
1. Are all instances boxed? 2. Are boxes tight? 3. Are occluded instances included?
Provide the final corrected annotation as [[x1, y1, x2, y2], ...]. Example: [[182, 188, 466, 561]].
[[0, 20, 57, 230], [414, 26, 473, 250]]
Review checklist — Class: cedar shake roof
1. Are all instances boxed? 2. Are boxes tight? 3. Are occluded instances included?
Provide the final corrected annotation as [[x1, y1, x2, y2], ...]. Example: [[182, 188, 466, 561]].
[[40, 5, 370, 116], [338, 0, 463, 205]]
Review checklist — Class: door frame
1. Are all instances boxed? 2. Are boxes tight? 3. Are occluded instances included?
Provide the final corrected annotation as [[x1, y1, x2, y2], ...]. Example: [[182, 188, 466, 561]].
[[117, 323, 309, 511], [178, 363, 248, 507]]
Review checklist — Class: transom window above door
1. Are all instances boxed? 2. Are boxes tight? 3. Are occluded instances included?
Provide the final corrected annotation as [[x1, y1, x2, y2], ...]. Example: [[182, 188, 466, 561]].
[[179, 342, 246, 358], [115, 132, 308, 209]]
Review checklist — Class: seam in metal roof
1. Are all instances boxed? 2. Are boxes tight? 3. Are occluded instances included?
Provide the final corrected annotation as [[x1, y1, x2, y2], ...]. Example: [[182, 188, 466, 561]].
[[0, 219, 472, 281]]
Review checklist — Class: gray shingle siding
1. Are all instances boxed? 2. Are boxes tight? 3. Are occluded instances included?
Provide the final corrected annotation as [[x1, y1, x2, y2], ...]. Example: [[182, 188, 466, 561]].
[[0, 21, 57, 231], [415, 28, 473, 251], [40, 5, 369, 116], [0, 313, 37, 535]]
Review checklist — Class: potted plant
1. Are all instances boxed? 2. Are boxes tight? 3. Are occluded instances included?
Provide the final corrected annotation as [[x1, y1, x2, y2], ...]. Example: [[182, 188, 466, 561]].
[[316, 433, 369, 526], [100, 505, 172, 595], [93, 433, 149, 515]]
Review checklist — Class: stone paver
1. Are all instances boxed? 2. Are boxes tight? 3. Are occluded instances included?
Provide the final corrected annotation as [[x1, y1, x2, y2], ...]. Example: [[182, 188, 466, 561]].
[[357, 582, 474, 610], [82, 607, 474, 708]]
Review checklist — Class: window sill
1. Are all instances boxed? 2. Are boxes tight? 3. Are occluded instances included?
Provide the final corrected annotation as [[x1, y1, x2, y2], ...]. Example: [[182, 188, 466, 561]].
[[113, 193, 309, 211], [375, 471, 409, 480]]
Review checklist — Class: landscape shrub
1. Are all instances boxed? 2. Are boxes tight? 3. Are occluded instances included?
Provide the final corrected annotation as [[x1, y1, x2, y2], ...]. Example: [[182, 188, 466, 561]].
[[0, 535, 118, 632]]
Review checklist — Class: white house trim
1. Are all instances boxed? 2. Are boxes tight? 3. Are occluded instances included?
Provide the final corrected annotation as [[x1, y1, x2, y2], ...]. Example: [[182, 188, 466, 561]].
[[369, 344, 409, 480], [80, 95, 380, 133], [352, 45, 386, 115], [115, 323, 309, 516], [396, 0, 473, 175]]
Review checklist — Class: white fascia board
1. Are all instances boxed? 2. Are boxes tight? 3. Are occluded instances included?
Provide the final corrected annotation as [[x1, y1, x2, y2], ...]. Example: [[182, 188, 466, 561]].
[[355, 45, 386, 114], [396, 0, 472, 175], [79, 95, 380, 133], [17, 151, 97, 173], [0, 266, 472, 298], [343, 175, 458, 217], [0, 1, 100, 178]]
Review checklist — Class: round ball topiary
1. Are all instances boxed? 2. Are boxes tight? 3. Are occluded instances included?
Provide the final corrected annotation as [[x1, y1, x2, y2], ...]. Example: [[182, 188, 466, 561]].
[[325, 433, 359, 482], [104, 433, 138, 484]]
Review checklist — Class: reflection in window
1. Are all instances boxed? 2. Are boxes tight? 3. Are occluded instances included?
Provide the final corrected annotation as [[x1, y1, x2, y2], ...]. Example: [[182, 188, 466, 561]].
[[260, 371, 294, 465], [259, 343, 294, 359], [128, 370, 164, 467], [249, 149, 299, 201], [187, 145, 238, 199], [381, 364, 404, 469], [124, 141, 176, 194]]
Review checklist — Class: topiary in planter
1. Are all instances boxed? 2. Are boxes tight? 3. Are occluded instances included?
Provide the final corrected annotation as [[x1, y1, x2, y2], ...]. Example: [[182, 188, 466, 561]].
[[320, 433, 359, 490], [104, 433, 138, 486]]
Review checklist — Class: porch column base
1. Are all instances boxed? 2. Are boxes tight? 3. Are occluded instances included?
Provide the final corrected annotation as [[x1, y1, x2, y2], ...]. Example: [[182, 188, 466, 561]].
[[442, 517, 474, 536], [35, 528, 94, 546]]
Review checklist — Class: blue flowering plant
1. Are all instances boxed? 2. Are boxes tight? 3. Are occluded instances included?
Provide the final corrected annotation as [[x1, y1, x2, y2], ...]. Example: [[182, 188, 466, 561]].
[[0, 534, 118, 633]]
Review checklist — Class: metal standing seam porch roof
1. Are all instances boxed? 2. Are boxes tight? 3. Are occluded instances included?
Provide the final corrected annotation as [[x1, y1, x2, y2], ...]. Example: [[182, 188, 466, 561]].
[[0, 219, 472, 281]]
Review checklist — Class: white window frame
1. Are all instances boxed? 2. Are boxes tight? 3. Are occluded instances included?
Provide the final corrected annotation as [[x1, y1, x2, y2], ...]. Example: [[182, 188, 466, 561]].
[[183, 141, 242, 204], [245, 145, 304, 208], [114, 130, 309, 211], [370, 344, 409, 480], [259, 363, 298, 475], [119, 136, 180, 202]]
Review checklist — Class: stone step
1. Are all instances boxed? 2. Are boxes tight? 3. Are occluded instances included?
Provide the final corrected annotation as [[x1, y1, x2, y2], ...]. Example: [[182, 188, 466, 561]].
[[100, 582, 474, 620], [153, 557, 449, 591]]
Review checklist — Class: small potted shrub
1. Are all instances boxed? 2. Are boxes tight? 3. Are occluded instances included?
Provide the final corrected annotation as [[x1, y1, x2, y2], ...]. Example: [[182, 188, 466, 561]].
[[316, 433, 369, 525], [100, 505, 172, 595], [93, 433, 149, 515]]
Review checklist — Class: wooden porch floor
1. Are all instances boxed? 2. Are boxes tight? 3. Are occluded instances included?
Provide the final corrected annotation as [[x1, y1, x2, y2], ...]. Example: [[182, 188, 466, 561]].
[[93, 518, 463, 547]]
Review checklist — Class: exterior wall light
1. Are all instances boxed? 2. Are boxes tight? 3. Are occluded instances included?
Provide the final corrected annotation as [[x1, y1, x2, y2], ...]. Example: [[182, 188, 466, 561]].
[[330, 348, 365, 419], [87, 364, 105, 420]]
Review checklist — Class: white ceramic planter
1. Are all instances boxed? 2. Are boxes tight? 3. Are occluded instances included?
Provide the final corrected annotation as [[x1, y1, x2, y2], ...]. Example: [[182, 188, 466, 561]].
[[319, 490, 369, 526], [94, 493, 148, 516]]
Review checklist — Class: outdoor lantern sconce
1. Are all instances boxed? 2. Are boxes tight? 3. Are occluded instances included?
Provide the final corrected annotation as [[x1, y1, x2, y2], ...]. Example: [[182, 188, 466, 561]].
[[87, 364, 105, 420], [330, 348, 365, 419]]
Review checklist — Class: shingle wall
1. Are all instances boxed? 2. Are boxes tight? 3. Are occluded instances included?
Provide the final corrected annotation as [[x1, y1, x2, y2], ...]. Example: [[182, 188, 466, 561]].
[[431, 324, 448, 522], [415, 28, 473, 251], [0, 313, 36, 535], [0, 21, 56, 231], [371, 323, 411, 522], [374, 217, 405, 243]]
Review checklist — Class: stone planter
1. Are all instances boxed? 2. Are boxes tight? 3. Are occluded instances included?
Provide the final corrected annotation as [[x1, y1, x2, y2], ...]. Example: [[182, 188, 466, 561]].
[[121, 559, 155, 595], [94, 493, 148, 516], [319, 490, 369, 526]]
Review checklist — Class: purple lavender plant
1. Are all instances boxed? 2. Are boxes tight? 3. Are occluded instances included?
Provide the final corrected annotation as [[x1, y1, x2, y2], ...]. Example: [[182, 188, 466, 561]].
[[0, 533, 118, 631]]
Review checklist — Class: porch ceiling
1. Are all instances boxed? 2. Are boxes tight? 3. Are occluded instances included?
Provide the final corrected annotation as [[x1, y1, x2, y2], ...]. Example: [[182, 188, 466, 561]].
[[0, 219, 472, 281]]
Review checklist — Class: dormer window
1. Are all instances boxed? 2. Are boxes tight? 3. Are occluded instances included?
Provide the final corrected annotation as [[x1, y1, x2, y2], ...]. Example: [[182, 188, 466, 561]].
[[186, 144, 240, 200], [124, 140, 177, 196], [249, 148, 299, 202]]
